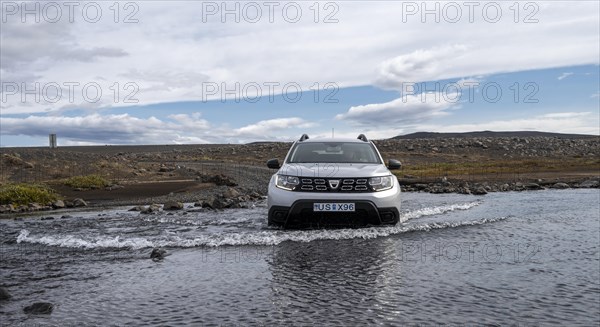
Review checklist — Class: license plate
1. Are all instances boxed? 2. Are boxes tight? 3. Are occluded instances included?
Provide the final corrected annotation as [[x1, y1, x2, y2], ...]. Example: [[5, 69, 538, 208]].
[[313, 203, 355, 212]]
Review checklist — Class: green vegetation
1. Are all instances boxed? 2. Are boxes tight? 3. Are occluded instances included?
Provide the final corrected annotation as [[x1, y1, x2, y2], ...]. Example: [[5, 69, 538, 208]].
[[0, 183, 61, 206], [394, 158, 600, 180], [64, 174, 110, 189]]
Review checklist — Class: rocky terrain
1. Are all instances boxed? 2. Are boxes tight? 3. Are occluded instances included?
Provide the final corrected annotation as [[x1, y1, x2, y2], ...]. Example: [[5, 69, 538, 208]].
[[0, 132, 598, 215], [375, 135, 598, 162]]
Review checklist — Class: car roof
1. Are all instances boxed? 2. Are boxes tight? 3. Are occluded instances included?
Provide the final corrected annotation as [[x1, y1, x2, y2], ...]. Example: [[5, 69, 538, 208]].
[[298, 137, 369, 144]]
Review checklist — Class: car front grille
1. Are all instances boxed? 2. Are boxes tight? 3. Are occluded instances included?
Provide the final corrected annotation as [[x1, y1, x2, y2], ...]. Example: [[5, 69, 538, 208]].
[[295, 177, 373, 192]]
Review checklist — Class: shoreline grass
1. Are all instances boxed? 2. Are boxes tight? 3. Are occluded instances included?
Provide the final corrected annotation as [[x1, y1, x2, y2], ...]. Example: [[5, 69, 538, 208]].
[[393, 158, 600, 179], [64, 175, 110, 189], [0, 183, 61, 206]]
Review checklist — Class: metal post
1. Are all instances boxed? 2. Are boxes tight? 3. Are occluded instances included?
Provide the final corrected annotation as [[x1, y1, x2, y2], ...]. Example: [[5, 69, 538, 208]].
[[49, 134, 57, 148]]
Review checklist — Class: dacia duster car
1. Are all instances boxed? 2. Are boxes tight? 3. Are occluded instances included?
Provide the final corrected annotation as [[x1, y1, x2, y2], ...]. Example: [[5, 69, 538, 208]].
[[267, 134, 402, 228]]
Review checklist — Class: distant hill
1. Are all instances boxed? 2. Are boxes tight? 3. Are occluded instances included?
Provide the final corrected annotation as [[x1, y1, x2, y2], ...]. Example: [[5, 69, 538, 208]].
[[391, 131, 598, 140]]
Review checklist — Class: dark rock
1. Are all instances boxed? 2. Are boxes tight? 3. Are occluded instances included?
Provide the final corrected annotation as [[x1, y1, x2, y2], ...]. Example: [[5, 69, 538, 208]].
[[40, 217, 55, 221], [0, 287, 11, 300], [150, 248, 166, 261], [201, 174, 237, 186], [249, 191, 262, 199], [513, 182, 525, 191], [524, 183, 543, 190], [458, 187, 471, 195], [580, 180, 599, 188], [141, 204, 161, 214], [28, 203, 43, 211], [23, 302, 54, 314], [60, 215, 72, 219], [159, 165, 174, 172], [551, 182, 570, 189], [414, 183, 428, 191], [200, 196, 225, 210], [0, 205, 13, 214], [72, 198, 87, 207], [472, 187, 488, 195], [163, 201, 183, 210], [222, 187, 240, 199], [128, 206, 144, 212], [51, 200, 65, 209]]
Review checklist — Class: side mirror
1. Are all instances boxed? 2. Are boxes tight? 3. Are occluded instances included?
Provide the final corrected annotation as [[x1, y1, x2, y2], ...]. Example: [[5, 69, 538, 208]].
[[388, 159, 402, 170], [267, 158, 281, 169]]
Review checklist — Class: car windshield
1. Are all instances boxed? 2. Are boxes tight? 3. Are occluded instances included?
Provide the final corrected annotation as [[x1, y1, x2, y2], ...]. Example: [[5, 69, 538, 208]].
[[287, 142, 381, 164]]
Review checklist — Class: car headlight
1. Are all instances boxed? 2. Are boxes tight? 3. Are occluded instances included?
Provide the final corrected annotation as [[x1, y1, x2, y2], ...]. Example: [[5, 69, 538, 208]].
[[369, 175, 394, 191], [275, 175, 300, 191]]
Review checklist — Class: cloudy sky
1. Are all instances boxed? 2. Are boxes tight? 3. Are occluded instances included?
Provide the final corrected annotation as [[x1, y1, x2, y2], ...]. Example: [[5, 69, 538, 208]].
[[1, 1, 599, 146]]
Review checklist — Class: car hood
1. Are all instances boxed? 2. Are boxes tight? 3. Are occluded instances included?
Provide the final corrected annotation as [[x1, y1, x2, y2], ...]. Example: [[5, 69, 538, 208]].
[[278, 163, 391, 178]]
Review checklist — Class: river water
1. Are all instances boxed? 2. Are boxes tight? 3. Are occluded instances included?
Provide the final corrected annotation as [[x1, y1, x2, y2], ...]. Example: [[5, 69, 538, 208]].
[[1, 189, 599, 326]]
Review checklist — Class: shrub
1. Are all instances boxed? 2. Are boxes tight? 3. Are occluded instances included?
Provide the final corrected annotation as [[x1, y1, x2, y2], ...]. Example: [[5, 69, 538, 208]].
[[64, 175, 110, 189], [0, 184, 61, 206]]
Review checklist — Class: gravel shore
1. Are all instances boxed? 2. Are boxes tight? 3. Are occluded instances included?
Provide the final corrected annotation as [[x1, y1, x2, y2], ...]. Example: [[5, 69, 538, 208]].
[[1, 134, 598, 215]]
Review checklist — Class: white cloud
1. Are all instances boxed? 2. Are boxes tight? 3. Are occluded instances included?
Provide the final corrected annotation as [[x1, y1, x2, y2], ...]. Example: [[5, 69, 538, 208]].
[[171, 135, 211, 144], [415, 112, 599, 135], [541, 112, 590, 119], [1, 1, 598, 115], [234, 117, 316, 136], [375, 45, 469, 88], [310, 128, 406, 141], [168, 112, 210, 129], [336, 93, 458, 126], [558, 72, 574, 80], [0, 114, 317, 145], [0, 114, 168, 144]]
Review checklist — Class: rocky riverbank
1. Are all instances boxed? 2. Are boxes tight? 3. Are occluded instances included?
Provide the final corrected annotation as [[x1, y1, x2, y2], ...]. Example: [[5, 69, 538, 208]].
[[400, 177, 600, 195], [0, 133, 598, 217], [2, 175, 599, 217]]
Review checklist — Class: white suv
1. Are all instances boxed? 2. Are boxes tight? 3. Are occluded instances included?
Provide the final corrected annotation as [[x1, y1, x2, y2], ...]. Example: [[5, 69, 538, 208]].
[[267, 134, 402, 228]]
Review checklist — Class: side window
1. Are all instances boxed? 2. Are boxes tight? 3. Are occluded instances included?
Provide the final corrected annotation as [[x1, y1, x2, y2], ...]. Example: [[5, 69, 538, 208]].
[[369, 144, 381, 163], [286, 145, 297, 163]]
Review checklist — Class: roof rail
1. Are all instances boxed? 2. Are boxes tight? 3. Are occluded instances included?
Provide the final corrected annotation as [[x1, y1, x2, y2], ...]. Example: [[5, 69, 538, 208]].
[[357, 134, 368, 142], [299, 134, 310, 142]]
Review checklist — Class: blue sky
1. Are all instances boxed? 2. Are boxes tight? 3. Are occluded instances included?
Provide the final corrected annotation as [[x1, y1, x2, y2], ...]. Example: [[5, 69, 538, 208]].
[[1, 1, 599, 146]]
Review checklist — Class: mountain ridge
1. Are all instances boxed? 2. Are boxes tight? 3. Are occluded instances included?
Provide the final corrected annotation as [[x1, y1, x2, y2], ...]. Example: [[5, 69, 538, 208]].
[[391, 131, 598, 140]]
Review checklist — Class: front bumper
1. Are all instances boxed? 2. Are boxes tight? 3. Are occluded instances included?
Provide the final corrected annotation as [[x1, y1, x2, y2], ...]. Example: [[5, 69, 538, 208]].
[[269, 200, 400, 228], [267, 176, 401, 227]]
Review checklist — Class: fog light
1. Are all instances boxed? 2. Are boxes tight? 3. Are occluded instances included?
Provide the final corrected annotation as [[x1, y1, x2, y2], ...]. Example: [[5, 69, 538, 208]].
[[381, 212, 394, 222]]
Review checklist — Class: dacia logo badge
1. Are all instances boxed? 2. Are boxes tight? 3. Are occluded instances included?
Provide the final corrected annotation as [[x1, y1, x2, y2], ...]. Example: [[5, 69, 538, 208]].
[[328, 179, 340, 189]]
